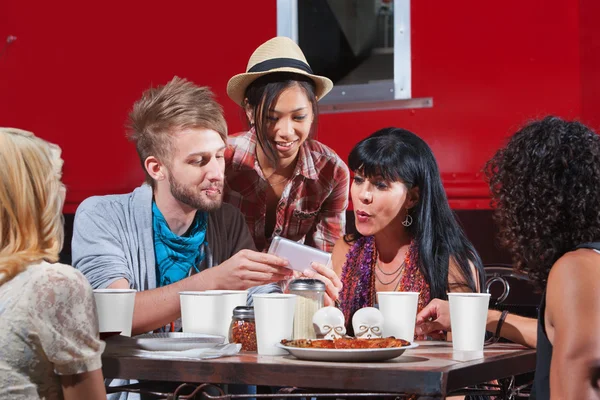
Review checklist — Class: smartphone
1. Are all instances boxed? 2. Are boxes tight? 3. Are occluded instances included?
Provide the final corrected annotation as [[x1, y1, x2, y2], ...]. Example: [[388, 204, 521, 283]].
[[267, 236, 332, 273]]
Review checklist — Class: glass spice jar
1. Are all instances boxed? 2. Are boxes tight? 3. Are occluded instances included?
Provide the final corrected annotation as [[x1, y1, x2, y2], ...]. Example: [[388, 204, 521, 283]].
[[289, 279, 325, 339], [228, 306, 257, 351]]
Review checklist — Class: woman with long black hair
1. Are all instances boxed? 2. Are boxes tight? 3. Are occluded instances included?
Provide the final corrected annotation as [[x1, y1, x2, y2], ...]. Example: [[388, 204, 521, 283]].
[[331, 127, 484, 332]]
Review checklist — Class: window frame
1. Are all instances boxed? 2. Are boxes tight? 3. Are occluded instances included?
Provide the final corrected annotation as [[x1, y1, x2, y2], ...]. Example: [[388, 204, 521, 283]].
[[277, 0, 432, 113]]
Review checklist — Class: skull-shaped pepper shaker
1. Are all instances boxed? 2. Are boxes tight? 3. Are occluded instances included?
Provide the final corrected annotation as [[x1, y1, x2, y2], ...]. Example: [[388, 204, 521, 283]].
[[352, 307, 384, 339], [312, 306, 346, 339]]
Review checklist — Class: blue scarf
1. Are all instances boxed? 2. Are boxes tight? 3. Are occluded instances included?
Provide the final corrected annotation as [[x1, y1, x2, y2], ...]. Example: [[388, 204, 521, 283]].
[[152, 202, 207, 287]]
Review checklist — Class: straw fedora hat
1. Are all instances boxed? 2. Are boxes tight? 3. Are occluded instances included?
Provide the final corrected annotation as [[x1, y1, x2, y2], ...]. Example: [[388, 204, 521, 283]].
[[227, 36, 334, 106]]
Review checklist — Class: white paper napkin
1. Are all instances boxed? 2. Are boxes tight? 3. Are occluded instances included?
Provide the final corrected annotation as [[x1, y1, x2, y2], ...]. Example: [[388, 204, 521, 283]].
[[132, 343, 242, 360], [104, 336, 241, 360]]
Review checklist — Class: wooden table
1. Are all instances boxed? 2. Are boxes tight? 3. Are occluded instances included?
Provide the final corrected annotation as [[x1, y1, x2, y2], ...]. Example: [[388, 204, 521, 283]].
[[102, 341, 536, 399]]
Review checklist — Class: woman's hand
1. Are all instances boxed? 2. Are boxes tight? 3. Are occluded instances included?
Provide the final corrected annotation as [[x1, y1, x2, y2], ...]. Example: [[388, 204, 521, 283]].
[[415, 298, 451, 338], [301, 262, 343, 306]]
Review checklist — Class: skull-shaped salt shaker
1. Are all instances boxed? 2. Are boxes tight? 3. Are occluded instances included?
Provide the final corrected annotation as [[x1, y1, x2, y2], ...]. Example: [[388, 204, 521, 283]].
[[312, 306, 346, 339], [352, 307, 384, 339]]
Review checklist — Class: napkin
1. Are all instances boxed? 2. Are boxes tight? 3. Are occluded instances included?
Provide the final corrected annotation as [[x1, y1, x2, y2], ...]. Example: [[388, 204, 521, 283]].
[[132, 343, 242, 360], [104, 336, 241, 360]]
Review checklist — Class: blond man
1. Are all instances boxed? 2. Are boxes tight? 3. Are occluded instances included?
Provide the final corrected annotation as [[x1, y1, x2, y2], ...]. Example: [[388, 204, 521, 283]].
[[72, 77, 290, 336]]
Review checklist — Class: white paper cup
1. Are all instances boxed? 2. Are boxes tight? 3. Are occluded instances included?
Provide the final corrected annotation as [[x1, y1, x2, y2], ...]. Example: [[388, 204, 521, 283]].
[[253, 294, 296, 356], [204, 290, 248, 342], [448, 293, 491, 351], [179, 291, 225, 336], [377, 291, 419, 341], [93, 289, 136, 337]]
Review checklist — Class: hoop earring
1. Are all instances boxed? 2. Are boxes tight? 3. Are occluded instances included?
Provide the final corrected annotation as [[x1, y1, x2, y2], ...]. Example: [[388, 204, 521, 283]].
[[402, 214, 413, 227]]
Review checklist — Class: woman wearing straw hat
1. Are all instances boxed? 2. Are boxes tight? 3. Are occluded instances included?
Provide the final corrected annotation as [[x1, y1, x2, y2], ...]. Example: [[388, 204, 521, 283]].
[[225, 36, 350, 263]]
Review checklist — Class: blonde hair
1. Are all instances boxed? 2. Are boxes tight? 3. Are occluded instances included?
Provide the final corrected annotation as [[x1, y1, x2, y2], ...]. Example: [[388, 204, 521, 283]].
[[0, 128, 65, 285], [128, 76, 228, 185]]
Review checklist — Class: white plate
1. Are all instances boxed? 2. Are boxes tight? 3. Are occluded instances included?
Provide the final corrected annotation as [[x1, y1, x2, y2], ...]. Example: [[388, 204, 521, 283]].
[[277, 342, 419, 362], [133, 333, 225, 352]]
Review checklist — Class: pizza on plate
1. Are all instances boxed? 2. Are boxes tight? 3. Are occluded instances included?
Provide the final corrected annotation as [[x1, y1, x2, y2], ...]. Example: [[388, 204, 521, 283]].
[[281, 337, 410, 349]]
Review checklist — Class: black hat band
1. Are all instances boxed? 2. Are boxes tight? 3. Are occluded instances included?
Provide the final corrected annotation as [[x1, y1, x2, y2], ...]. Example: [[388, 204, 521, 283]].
[[248, 58, 313, 75]]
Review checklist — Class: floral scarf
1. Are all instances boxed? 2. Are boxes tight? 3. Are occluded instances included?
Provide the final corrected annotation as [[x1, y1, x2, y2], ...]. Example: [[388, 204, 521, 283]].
[[338, 235, 431, 331]]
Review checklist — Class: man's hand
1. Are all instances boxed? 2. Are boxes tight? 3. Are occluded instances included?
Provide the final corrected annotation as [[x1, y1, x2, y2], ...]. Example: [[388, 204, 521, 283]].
[[415, 298, 451, 337], [301, 262, 343, 306], [208, 249, 292, 290]]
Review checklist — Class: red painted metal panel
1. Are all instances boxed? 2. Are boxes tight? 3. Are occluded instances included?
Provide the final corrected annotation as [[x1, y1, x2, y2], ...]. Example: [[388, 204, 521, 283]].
[[317, 0, 582, 210], [0, 0, 593, 211], [580, 0, 600, 132]]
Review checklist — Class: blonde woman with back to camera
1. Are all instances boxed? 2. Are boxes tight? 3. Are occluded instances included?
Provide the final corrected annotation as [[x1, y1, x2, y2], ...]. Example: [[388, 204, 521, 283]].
[[0, 128, 106, 399]]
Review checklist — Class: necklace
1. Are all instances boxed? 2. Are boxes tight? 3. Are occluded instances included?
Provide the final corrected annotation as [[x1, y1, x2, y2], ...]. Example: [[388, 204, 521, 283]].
[[374, 259, 406, 286], [257, 144, 296, 188], [376, 258, 405, 275], [267, 175, 290, 187]]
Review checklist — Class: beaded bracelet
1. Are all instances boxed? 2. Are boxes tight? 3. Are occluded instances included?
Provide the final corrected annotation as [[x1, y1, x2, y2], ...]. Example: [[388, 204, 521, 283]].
[[485, 309, 509, 346], [494, 310, 509, 341]]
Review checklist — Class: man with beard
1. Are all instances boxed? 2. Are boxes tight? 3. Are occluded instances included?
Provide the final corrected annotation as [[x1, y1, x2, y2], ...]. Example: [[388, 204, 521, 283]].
[[72, 77, 292, 336]]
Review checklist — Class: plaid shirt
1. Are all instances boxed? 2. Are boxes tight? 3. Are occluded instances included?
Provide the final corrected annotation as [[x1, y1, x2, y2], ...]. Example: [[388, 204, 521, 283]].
[[224, 130, 350, 253]]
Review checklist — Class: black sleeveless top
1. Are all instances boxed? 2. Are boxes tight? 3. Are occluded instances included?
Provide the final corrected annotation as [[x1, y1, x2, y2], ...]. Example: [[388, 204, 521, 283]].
[[531, 242, 600, 400], [531, 292, 550, 399]]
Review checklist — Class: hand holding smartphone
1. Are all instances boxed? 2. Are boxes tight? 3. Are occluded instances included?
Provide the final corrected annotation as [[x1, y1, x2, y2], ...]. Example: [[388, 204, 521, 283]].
[[267, 236, 332, 272]]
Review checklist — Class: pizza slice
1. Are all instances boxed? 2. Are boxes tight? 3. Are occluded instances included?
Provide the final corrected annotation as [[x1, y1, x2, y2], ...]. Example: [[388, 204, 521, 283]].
[[281, 337, 410, 349]]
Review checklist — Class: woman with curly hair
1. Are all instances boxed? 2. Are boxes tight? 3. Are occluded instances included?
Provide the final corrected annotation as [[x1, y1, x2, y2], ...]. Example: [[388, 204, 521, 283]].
[[416, 116, 600, 399], [329, 127, 485, 334], [0, 128, 106, 399]]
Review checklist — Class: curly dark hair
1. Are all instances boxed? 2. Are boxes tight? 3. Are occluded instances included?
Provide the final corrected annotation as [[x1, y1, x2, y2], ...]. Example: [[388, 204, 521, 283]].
[[485, 116, 600, 289]]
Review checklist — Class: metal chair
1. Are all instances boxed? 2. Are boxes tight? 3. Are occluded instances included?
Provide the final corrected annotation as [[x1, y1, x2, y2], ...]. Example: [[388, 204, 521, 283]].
[[484, 264, 540, 398], [485, 264, 540, 318]]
